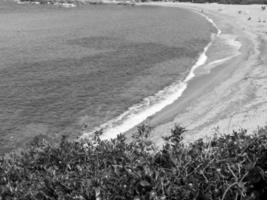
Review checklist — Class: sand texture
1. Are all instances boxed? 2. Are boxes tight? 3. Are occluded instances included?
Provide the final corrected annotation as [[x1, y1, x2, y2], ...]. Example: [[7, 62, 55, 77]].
[[140, 2, 267, 145]]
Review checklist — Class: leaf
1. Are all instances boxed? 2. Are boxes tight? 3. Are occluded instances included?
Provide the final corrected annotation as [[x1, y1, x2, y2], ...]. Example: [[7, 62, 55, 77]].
[[139, 180, 150, 187]]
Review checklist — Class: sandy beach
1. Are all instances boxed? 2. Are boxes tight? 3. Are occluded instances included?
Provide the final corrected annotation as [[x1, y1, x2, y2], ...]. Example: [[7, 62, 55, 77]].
[[138, 2, 267, 145]]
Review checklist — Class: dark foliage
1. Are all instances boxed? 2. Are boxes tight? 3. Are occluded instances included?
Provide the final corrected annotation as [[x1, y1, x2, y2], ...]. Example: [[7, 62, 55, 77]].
[[18, 0, 267, 5], [1, 125, 267, 199]]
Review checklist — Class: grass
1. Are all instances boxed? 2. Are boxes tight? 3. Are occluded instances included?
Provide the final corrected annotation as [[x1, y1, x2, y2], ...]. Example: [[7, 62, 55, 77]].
[[1, 125, 267, 199]]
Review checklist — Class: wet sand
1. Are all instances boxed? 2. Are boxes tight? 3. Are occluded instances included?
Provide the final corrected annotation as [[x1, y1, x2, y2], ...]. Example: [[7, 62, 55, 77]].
[[140, 2, 267, 145]]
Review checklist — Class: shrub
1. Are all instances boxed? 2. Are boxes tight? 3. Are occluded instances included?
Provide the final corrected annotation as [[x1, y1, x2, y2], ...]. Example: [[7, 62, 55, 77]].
[[1, 125, 267, 199]]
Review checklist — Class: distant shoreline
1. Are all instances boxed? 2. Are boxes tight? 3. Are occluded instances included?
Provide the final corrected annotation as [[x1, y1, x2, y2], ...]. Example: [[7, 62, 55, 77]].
[[14, 0, 136, 7], [14, 0, 267, 7]]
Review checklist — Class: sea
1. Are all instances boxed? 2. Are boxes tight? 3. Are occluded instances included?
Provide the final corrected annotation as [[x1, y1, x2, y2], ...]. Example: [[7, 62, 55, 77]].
[[0, 1, 215, 153]]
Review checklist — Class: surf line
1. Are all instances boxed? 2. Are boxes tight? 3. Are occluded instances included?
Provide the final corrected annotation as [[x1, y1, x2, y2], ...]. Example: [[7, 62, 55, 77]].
[[81, 12, 222, 140]]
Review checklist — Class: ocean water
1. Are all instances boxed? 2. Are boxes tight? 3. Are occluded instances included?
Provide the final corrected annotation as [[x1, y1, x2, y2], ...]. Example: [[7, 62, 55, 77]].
[[0, 1, 214, 153]]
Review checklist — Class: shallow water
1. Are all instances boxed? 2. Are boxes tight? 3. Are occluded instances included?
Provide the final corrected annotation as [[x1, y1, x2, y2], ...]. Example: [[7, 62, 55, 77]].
[[0, 1, 214, 153]]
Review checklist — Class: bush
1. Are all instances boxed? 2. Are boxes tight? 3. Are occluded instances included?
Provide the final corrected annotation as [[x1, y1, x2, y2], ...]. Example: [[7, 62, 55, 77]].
[[1, 125, 267, 199]]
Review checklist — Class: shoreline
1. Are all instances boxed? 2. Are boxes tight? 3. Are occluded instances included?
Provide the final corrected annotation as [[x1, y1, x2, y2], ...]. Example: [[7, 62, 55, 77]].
[[141, 2, 267, 145], [83, 2, 267, 142], [81, 7, 218, 140]]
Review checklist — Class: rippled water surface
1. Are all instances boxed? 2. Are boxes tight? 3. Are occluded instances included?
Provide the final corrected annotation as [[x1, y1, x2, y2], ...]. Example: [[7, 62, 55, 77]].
[[0, 1, 214, 153]]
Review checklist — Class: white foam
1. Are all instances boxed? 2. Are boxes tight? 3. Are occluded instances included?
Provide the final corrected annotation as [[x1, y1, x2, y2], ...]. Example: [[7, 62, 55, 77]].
[[57, 3, 76, 8], [81, 11, 222, 140], [208, 56, 235, 66]]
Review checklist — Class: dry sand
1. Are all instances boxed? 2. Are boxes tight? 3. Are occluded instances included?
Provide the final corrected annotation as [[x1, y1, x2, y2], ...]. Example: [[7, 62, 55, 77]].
[[139, 2, 267, 145]]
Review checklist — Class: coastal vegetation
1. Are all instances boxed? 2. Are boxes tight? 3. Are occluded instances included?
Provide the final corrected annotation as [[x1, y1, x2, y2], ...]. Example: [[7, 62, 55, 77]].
[[1, 125, 267, 199], [18, 0, 267, 5], [18, 0, 81, 5]]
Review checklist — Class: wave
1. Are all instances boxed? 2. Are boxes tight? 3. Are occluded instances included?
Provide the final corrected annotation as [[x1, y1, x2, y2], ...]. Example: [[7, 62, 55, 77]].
[[81, 12, 222, 140]]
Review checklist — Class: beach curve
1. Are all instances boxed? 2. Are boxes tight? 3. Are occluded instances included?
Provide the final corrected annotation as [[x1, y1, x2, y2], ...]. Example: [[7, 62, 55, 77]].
[[81, 6, 219, 140], [142, 2, 267, 145]]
